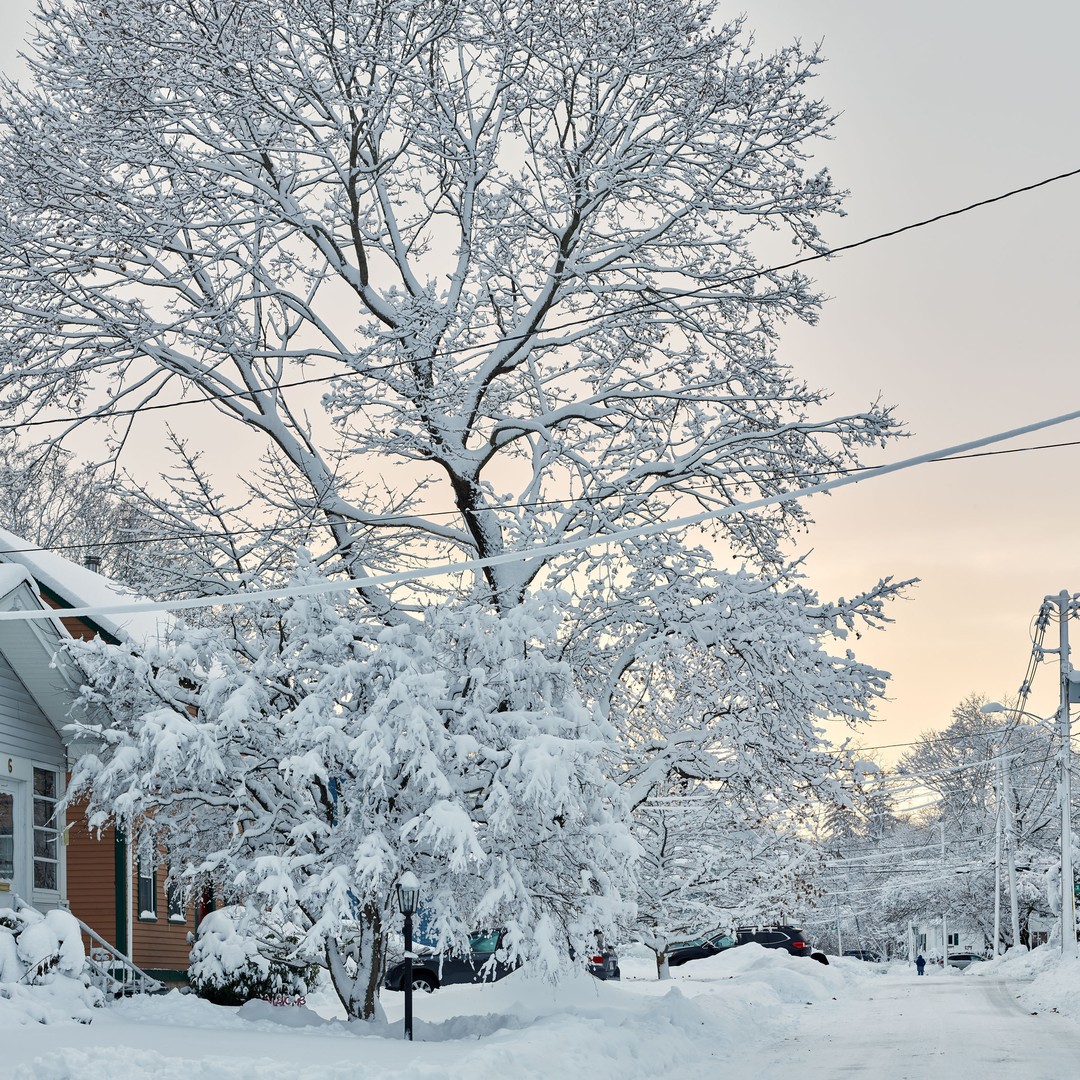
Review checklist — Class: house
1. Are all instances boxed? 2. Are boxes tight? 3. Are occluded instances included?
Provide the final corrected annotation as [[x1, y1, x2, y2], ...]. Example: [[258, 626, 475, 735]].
[[0, 528, 194, 982]]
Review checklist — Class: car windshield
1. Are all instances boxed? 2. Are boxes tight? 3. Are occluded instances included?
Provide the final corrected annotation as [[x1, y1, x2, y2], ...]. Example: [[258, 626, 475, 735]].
[[669, 936, 706, 949], [708, 934, 735, 948], [469, 931, 500, 955]]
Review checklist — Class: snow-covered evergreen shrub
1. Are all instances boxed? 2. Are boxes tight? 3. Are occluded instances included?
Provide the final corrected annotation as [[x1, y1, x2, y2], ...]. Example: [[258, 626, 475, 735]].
[[189, 907, 318, 1007]]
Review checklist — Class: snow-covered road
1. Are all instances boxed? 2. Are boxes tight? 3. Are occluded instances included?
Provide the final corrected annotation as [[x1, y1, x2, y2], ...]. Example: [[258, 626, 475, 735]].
[[730, 971, 1080, 1080], [8, 949, 1080, 1079]]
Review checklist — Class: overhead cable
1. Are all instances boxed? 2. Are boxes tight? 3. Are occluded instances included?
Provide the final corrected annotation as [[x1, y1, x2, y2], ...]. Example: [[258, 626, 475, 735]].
[[6, 166, 1080, 434], [5, 405, 1080, 622]]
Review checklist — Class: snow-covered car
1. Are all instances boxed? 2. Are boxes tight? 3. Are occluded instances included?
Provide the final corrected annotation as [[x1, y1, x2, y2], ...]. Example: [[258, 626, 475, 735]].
[[666, 929, 737, 967], [946, 952, 986, 970], [383, 929, 620, 993], [735, 925, 812, 957], [842, 949, 881, 962]]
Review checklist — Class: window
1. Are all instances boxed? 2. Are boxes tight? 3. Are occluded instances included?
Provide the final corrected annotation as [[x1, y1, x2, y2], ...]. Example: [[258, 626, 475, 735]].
[[0, 790, 13, 881], [947, 932, 959, 947], [138, 855, 157, 920], [166, 878, 185, 923], [32, 768, 59, 892]]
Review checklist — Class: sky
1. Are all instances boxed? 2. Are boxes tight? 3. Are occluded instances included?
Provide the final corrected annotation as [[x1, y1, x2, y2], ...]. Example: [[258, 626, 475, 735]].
[[2, 1, 1079, 764], [736, 0, 1080, 758]]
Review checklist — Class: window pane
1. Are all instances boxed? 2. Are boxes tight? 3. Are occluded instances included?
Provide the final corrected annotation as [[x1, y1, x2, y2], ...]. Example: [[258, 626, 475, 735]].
[[1, 793, 14, 878], [33, 769, 56, 799], [469, 932, 500, 955], [138, 860, 156, 915], [34, 829, 56, 859], [34, 797, 54, 828], [167, 882, 184, 920], [34, 860, 57, 890]]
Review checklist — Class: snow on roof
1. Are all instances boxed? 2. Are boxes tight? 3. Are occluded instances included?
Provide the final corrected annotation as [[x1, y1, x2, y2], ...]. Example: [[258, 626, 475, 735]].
[[0, 526, 171, 646], [0, 562, 35, 595]]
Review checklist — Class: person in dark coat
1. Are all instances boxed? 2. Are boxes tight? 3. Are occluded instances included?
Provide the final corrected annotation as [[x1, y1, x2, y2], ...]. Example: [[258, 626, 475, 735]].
[[915, 954, 926, 975]]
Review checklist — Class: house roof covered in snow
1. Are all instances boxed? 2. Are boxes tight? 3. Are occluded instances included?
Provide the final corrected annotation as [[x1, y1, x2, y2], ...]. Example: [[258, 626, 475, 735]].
[[0, 526, 170, 647], [0, 561, 112, 743]]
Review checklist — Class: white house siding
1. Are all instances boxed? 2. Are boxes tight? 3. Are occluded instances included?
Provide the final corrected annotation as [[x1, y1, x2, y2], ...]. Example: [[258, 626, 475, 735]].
[[0, 651, 67, 913]]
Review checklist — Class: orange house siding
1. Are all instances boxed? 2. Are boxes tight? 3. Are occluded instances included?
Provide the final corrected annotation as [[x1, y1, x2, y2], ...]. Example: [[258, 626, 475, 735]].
[[65, 797, 117, 948], [132, 868, 193, 972], [66, 796, 193, 974]]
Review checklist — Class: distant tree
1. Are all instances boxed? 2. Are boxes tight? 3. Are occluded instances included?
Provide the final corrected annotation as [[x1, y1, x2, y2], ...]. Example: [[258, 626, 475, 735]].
[[0, 0, 907, 1019], [597, 560, 896, 975], [0, 439, 140, 582], [828, 695, 1060, 954]]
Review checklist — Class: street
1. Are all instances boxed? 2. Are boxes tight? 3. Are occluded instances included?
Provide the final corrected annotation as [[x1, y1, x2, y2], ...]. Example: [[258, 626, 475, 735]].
[[726, 971, 1080, 1080]]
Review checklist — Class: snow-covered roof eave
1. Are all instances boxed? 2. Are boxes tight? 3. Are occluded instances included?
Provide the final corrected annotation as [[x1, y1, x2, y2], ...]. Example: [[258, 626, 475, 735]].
[[0, 566, 114, 747], [0, 526, 172, 648]]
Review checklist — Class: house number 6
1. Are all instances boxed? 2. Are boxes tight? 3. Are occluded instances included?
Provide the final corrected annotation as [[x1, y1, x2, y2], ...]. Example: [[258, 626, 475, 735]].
[[6, 758, 11, 773]]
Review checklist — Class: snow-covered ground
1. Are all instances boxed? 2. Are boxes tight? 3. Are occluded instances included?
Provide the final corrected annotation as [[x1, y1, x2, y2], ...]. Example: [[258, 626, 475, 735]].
[[4, 944, 1080, 1080]]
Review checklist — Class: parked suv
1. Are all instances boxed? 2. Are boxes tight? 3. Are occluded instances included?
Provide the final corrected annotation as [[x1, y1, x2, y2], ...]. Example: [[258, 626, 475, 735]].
[[666, 929, 737, 968], [735, 925, 812, 956], [945, 952, 985, 970], [843, 949, 882, 962], [383, 929, 620, 993]]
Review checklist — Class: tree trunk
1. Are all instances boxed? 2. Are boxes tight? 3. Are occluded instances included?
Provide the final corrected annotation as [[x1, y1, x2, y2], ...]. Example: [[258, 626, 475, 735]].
[[655, 950, 671, 981], [326, 904, 386, 1022]]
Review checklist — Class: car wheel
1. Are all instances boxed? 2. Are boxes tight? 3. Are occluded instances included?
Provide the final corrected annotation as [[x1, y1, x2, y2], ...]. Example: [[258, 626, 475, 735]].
[[411, 973, 437, 993]]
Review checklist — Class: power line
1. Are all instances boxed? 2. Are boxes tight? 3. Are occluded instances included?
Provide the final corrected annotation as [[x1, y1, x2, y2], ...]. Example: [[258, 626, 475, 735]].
[[3, 434, 1080, 563], [4, 403, 1080, 622], [6, 166, 1080, 434]]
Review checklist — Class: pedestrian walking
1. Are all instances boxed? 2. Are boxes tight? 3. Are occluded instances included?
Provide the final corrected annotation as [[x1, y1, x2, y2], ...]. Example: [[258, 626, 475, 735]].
[[915, 954, 926, 976]]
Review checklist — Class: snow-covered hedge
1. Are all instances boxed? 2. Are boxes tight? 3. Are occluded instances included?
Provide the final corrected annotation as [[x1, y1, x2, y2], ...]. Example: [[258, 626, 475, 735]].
[[0, 904, 102, 1023], [189, 906, 319, 1007]]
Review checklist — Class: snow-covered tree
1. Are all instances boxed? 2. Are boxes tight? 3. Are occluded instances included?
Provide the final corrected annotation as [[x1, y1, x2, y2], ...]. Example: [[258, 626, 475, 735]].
[[0, 0, 908, 1017], [0, 439, 142, 582], [579, 554, 897, 974], [895, 695, 1059, 948], [71, 585, 633, 1016]]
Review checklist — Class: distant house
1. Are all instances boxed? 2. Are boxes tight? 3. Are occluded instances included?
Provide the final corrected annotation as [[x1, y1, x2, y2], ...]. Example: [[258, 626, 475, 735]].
[[0, 529, 193, 982]]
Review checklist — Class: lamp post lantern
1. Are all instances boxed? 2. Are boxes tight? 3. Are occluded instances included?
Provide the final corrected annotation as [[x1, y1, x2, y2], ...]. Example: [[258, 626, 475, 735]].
[[396, 872, 421, 1041]]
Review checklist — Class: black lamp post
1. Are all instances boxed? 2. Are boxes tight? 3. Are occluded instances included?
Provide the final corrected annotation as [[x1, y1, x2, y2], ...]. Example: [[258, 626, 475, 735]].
[[396, 872, 420, 1041]]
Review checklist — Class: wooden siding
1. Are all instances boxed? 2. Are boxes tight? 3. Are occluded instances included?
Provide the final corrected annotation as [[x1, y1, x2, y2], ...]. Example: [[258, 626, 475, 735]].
[[38, 589, 117, 645], [132, 864, 193, 972], [0, 651, 65, 765], [65, 798, 117, 948]]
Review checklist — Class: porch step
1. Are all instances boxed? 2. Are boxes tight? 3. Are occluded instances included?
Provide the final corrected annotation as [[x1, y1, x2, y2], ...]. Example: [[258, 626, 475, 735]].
[[76, 917, 167, 998]]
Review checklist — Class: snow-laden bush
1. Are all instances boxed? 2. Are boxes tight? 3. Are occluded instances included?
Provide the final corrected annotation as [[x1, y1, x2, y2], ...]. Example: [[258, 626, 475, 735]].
[[0, 904, 102, 1022], [1, 906, 86, 982], [189, 907, 319, 1007]]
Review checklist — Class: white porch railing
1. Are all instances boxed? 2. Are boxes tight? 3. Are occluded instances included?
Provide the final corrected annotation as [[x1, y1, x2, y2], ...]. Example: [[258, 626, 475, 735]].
[[75, 916, 167, 998]]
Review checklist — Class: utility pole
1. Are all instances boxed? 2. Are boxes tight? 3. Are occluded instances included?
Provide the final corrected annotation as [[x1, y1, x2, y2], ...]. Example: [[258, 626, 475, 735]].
[[941, 820, 948, 963], [993, 756, 1002, 956], [1054, 590, 1077, 959], [1004, 759, 1021, 950]]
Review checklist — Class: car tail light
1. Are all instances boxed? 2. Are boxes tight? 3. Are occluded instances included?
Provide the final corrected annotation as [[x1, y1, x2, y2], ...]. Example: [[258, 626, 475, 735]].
[[792, 941, 806, 950], [590, 955, 604, 964]]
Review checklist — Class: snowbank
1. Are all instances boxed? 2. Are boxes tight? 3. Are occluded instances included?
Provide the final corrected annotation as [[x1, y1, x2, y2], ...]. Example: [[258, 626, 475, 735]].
[[5, 943, 868, 1079], [977, 945, 1080, 1020]]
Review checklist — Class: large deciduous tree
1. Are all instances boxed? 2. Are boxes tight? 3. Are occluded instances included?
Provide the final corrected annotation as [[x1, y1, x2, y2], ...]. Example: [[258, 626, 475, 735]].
[[0, 0, 906, 1017]]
